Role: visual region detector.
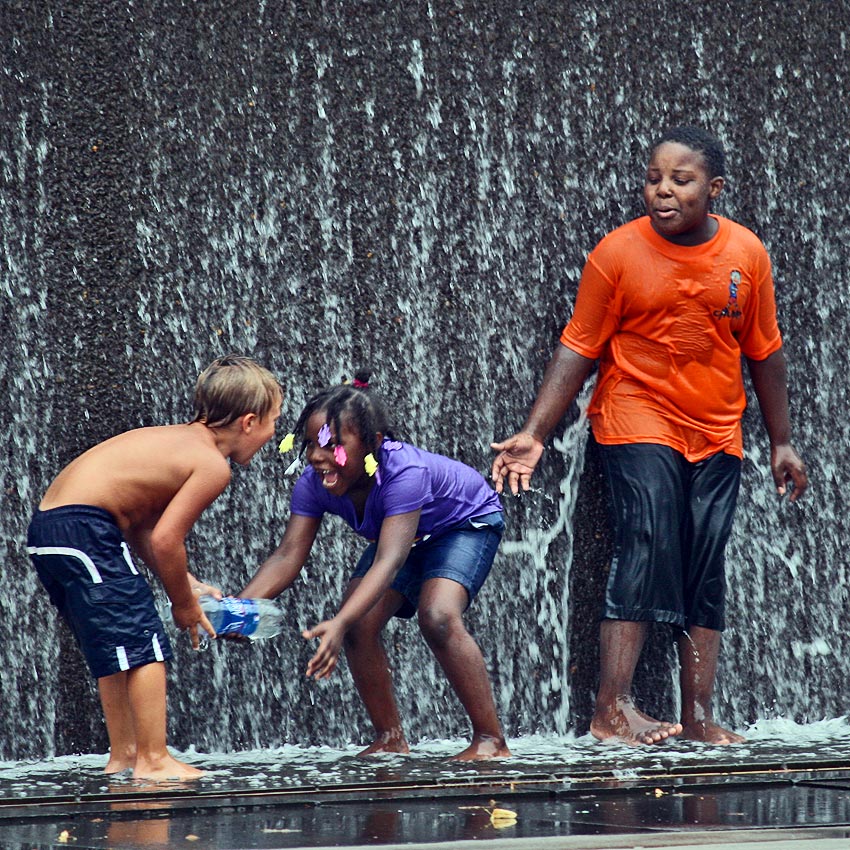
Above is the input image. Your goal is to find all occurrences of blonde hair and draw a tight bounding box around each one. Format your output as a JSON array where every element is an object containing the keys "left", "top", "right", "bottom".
[{"left": 192, "top": 354, "right": 281, "bottom": 428}]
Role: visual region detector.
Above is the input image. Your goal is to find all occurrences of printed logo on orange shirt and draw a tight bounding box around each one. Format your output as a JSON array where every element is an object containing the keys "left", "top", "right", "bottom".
[{"left": 713, "top": 269, "right": 743, "bottom": 319}]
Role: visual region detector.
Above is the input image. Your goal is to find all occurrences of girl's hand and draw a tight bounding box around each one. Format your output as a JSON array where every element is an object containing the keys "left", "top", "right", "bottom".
[{"left": 303, "top": 618, "right": 346, "bottom": 679}]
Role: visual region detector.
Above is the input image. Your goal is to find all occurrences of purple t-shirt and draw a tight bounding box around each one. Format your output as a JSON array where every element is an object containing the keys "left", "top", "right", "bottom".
[{"left": 290, "top": 441, "right": 502, "bottom": 543}]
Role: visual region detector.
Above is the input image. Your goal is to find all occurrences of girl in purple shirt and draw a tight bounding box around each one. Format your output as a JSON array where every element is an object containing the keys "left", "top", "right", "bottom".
[{"left": 241, "top": 374, "right": 510, "bottom": 761}]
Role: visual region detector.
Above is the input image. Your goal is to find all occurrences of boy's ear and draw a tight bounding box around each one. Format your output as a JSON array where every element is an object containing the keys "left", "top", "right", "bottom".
[
  {"left": 241, "top": 412, "right": 258, "bottom": 433},
  {"left": 709, "top": 176, "right": 725, "bottom": 199}
]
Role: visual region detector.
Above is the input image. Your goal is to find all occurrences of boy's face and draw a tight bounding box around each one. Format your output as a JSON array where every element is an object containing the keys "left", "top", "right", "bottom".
[
  {"left": 644, "top": 142, "right": 724, "bottom": 246},
  {"left": 233, "top": 398, "right": 281, "bottom": 465}
]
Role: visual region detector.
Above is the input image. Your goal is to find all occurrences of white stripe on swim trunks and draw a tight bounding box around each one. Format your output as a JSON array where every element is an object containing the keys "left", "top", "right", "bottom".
[
  {"left": 116, "top": 646, "right": 129, "bottom": 671},
  {"left": 152, "top": 634, "right": 164, "bottom": 662},
  {"left": 26, "top": 546, "right": 103, "bottom": 584},
  {"left": 121, "top": 542, "right": 139, "bottom": 575}
]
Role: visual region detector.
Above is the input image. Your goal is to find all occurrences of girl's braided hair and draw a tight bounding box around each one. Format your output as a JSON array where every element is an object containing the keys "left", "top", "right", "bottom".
[{"left": 293, "top": 370, "right": 394, "bottom": 452}]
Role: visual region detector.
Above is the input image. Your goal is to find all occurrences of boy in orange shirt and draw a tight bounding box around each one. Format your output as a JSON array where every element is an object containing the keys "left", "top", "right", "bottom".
[
  {"left": 492, "top": 126, "right": 807, "bottom": 746},
  {"left": 27, "top": 355, "right": 281, "bottom": 779}
]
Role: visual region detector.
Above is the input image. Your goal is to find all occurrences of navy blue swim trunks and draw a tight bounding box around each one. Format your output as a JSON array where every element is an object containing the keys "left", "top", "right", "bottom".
[
  {"left": 599, "top": 444, "right": 741, "bottom": 632},
  {"left": 352, "top": 511, "right": 504, "bottom": 619},
  {"left": 27, "top": 505, "right": 173, "bottom": 679}
]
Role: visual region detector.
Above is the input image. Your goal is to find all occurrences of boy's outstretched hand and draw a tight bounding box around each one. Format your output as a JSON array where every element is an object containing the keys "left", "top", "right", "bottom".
[
  {"left": 490, "top": 433, "right": 545, "bottom": 495},
  {"left": 303, "top": 617, "right": 346, "bottom": 679}
]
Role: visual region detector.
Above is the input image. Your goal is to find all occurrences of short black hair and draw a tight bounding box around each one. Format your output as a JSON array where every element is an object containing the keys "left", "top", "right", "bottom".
[
  {"left": 650, "top": 126, "right": 725, "bottom": 178},
  {"left": 293, "top": 370, "right": 392, "bottom": 455}
]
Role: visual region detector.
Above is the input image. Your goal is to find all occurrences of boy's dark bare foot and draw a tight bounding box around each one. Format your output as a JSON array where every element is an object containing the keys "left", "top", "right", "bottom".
[
  {"left": 680, "top": 719, "right": 745, "bottom": 745},
  {"left": 450, "top": 734, "right": 512, "bottom": 761},
  {"left": 591, "top": 695, "right": 682, "bottom": 745},
  {"left": 357, "top": 730, "right": 410, "bottom": 757}
]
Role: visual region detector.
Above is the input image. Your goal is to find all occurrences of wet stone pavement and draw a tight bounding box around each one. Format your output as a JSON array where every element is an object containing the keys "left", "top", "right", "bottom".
[{"left": 2, "top": 720, "right": 850, "bottom": 849}]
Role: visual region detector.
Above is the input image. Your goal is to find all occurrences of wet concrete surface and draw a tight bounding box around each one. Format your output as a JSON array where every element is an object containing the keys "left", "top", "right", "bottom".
[{"left": 2, "top": 728, "right": 850, "bottom": 849}]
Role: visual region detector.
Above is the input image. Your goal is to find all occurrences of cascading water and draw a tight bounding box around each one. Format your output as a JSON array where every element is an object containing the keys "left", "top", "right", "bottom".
[{"left": 1, "top": 1, "right": 848, "bottom": 760}]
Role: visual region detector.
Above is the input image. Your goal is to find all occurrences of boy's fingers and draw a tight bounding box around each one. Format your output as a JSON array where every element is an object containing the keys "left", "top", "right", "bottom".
[{"left": 200, "top": 612, "right": 217, "bottom": 639}]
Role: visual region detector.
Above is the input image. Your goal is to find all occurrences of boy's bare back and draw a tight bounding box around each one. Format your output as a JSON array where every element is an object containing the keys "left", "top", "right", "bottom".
[{"left": 40, "top": 423, "right": 231, "bottom": 537}]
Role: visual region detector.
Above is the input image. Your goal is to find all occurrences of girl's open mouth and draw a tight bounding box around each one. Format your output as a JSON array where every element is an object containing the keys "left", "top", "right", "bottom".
[{"left": 321, "top": 469, "right": 340, "bottom": 488}]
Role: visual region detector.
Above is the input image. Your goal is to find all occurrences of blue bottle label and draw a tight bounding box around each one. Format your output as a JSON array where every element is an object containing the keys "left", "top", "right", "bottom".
[{"left": 216, "top": 597, "right": 260, "bottom": 637}]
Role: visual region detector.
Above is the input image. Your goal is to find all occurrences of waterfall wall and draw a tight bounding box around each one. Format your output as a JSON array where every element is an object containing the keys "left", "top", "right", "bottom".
[{"left": 1, "top": 0, "right": 848, "bottom": 758}]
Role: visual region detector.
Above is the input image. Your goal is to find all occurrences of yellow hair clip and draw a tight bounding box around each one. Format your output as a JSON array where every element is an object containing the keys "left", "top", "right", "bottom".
[
  {"left": 278, "top": 433, "right": 295, "bottom": 453},
  {"left": 364, "top": 453, "right": 378, "bottom": 477}
]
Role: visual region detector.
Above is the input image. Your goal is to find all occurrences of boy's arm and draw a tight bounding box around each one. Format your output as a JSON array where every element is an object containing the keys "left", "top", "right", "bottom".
[
  {"left": 128, "top": 532, "right": 222, "bottom": 599},
  {"left": 240, "top": 513, "right": 322, "bottom": 598},
  {"left": 745, "top": 348, "right": 808, "bottom": 501},
  {"left": 491, "top": 343, "right": 595, "bottom": 494},
  {"left": 147, "top": 461, "right": 232, "bottom": 647},
  {"left": 303, "top": 510, "right": 420, "bottom": 679}
]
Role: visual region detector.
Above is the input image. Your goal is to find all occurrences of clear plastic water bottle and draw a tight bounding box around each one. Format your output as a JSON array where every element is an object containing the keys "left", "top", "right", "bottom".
[{"left": 199, "top": 595, "right": 285, "bottom": 640}]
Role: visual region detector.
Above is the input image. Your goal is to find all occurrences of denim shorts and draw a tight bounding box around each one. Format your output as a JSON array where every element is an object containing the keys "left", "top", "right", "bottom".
[
  {"left": 599, "top": 443, "right": 741, "bottom": 632},
  {"left": 27, "top": 505, "right": 173, "bottom": 678},
  {"left": 352, "top": 512, "right": 504, "bottom": 619}
]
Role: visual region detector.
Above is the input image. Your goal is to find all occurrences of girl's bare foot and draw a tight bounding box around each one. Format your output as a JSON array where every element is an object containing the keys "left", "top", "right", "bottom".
[
  {"left": 591, "top": 695, "right": 682, "bottom": 745},
  {"left": 680, "top": 719, "right": 745, "bottom": 745},
  {"left": 132, "top": 752, "right": 204, "bottom": 781},
  {"left": 450, "top": 734, "right": 512, "bottom": 761},
  {"left": 357, "top": 730, "right": 410, "bottom": 757}
]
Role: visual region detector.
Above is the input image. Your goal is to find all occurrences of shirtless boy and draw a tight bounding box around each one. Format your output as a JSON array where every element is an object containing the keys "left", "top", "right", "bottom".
[{"left": 27, "top": 354, "right": 281, "bottom": 779}]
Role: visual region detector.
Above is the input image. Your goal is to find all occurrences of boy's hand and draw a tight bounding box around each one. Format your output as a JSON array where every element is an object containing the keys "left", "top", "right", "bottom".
[
  {"left": 188, "top": 572, "right": 223, "bottom": 600},
  {"left": 490, "top": 433, "right": 544, "bottom": 495},
  {"left": 771, "top": 443, "right": 808, "bottom": 502},
  {"left": 171, "top": 599, "right": 217, "bottom": 649},
  {"left": 302, "top": 618, "right": 346, "bottom": 679}
]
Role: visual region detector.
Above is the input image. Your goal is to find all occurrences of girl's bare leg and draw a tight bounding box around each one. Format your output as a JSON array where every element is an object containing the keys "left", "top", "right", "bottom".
[
  {"left": 342, "top": 580, "right": 410, "bottom": 756},
  {"left": 417, "top": 578, "right": 510, "bottom": 760}
]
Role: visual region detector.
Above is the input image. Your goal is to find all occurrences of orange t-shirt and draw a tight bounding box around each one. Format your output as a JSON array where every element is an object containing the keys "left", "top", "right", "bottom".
[{"left": 560, "top": 215, "right": 782, "bottom": 461}]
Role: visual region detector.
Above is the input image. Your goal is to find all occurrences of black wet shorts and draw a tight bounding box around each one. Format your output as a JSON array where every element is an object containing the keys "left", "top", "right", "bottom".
[
  {"left": 27, "top": 505, "right": 173, "bottom": 679},
  {"left": 599, "top": 443, "right": 741, "bottom": 632}
]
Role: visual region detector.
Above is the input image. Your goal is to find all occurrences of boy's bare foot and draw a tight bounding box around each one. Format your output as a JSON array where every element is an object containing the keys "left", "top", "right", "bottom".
[
  {"left": 104, "top": 749, "right": 135, "bottom": 774},
  {"left": 132, "top": 752, "right": 204, "bottom": 781},
  {"left": 591, "top": 695, "right": 682, "bottom": 745},
  {"left": 450, "top": 734, "right": 512, "bottom": 761},
  {"left": 357, "top": 730, "right": 410, "bottom": 757},
  {"left": 680, "top": 719, "right": 745, "bottom": 745}
]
